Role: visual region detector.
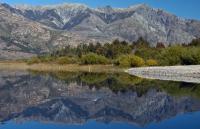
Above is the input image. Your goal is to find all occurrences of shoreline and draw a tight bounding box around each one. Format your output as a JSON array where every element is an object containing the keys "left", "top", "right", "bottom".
[
  {"left": 0, "top": 62, "right": 124, "bottom": 73},
  {"left": 1, "top": 62, "right": 200, "bottom": 83},
  {"left": 128, "top": 65, "right": 200, "bottom": 83}
]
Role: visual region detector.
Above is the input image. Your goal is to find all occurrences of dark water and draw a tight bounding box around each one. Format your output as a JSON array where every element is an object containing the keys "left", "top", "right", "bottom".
[{"left": 0, "top": 70, "right": 200, "bottom": 129}]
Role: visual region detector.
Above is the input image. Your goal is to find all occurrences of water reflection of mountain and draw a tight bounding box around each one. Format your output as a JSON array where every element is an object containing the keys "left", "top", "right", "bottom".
[{"left": 0, "top": 70, "right": 200, "bottom": 126}]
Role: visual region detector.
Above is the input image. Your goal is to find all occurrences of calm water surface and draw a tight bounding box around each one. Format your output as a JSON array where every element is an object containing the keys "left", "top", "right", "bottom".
[{"left": 0, "top": 70, "right": 200, "bottom": 129}]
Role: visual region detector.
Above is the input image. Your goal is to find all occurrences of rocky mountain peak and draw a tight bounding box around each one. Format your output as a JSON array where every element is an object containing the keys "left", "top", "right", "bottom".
[
  {"left": 0, "top": 3, "right": 10, "bottom": 8},
  {"left": 128, "top": 3, "right": 150, "bottom": 10},
  {"left": 97, "top": 5, "right": 114, "bottom": 13},
  {"left": 0, "top": 3, "right": 19, "bottom": 12},
  {"left": 15, "top": 3, "right": 88, "bottom": 11}
]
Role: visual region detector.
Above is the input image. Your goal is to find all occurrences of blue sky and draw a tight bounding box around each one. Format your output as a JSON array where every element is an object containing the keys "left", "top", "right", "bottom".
[{"left": 1, "top": 0, "right": 200, "bottom": 20}]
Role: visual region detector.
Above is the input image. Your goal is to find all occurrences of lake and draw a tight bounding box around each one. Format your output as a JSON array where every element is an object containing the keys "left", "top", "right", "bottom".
[{"left": 0, "top": 70, "right": 200, "bottom": 129}]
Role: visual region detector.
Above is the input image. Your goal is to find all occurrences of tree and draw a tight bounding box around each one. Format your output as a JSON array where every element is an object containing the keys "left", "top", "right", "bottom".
[
  {"left": 88, "top": 43, "right": 95, "bottom": 52},
  {"left": 135, "top": 37, "right": 150, "bottom": 48},
  {"left": 156, "top": 42, "right": 165, "bottom": 48},
  {"left": 112, "top": 39, "right": 120, "bottom": 45},
  {"left": 188, "top": 38, "right": 200, "bottom": 46}
]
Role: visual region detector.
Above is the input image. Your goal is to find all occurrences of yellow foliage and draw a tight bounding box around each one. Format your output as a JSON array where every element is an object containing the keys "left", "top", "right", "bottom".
[{"left": 146, "top": 59, "right": 158, "bottom": 66}]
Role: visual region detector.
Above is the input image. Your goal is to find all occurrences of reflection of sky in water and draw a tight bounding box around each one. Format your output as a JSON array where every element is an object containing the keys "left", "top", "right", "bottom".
[
  {"left": 0, "top": 71, "right": 200, "bottom": 129},
  {"left": 2, "top": 112, "right": 200, "bottom": 129}
]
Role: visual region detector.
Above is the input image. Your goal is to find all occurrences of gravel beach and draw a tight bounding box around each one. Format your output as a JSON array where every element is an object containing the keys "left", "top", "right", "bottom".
[{"left": 128, "top": 65, "right": 200, "bottom": 83}]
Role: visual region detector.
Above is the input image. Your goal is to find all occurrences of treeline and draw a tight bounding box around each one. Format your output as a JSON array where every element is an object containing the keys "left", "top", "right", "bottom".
[{"left": 26, "top": 38, "right": 200, "bottom": 67}]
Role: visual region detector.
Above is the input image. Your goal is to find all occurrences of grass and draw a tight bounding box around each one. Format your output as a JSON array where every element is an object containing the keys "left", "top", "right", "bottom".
[{"left": 0, "top": 61, "right": 125, "bottom": 73}]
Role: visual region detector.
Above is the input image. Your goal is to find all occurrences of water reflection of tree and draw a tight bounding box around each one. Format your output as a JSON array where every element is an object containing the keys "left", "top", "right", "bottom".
[
  {"left": 136, "top": 79, "right": 200, "bottom": 99},
  {"left": 29, "top": 70, "right": 200, "bottom": 99}
]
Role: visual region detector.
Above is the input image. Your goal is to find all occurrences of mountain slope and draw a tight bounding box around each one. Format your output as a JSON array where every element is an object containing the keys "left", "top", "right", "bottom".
[
  {"left": 0, "top": 3, "right": 200, "bottom": 59},
  {"left": 0, "top": 4, "right": 94, "bottom": 59},
  {"left": 15, "top": 3, "right": 200, "bottom": 45}
]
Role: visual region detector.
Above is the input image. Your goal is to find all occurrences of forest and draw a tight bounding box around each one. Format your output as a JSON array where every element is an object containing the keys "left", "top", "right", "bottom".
[{"left": 26, "top": 37, "right": 200, "bottom": 67}]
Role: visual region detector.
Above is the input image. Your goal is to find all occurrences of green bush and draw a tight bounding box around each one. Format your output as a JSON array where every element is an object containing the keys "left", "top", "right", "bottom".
[
  {"left": 180, "top": 47, "right": 200, "bottom": 65},
  {"left": 129, "top": 55, "right": 145, "bottom": 67},
  {"left": 135, "top": 48, "right": 162, "bottom": 60},
  {"left": 56, "top": 56, "right": 77, "bottom": 64},
  {"left": 81, "top": 53, "right": 109, "bottom": 64},
  {"left": 116, "top": 55, "right": 145, "bottom": 67},
  {"left": 38, "top": 56, "right": 55, "bottom": 63},
  {"left": 159, "top": 45, "right": 185, "bottom": 65},
  {"left": 26, "top": 57, "right": 40, "bottom": 65},
  {"left": 158, "top": 46, "right": 200, "bottom": 66},
  {"left": 146, "top": 59, "right": 158, "bottom": 66},
  {"left": 115, "top": 55, "right": 130, "bottom": 67}
]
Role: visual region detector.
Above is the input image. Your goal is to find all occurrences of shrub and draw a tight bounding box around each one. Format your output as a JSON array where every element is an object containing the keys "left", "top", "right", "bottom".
[
  {"left": 129, "top": 55, "right": 145, "bottom": 67},
  {"left": 180, "top": 47, "right": 200, "bottom": 65},
  {"left": 135, "top": 48, "right": 162, "bottom": 60},
  {"left": 26, "top": 57, "right": 40, "bottom": 65},
  {"left": 38, "top": 56, "right": 55, "bottom": 63},
  {"left": 188, "top": 38, "right": 200, "bottom": 46},
  {"left": 115, "top": 55, "right": 130, "bottom": 67},
  {"left": 156, "top": 46, "right": 200, "bottom": 66},
  {"left": 81, "top": 53, "right": 109, "bottom": 64},
  {"left": 146, "top": 59, "right": 158, "bottom": 66},
  {"left": 159, "top": 45, "right": 185, "bottom": 65},
  {"left": 56, "top": 56, "right": 77, "bottom": 64},
  {"left": 115, "top": 55, "right": 145, "bottom": 67}
]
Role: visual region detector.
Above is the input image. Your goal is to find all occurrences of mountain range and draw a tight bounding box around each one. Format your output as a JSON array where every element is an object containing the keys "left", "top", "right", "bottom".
[{"left": 0, "top": 3, "right": 200, "bottom": 59}]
